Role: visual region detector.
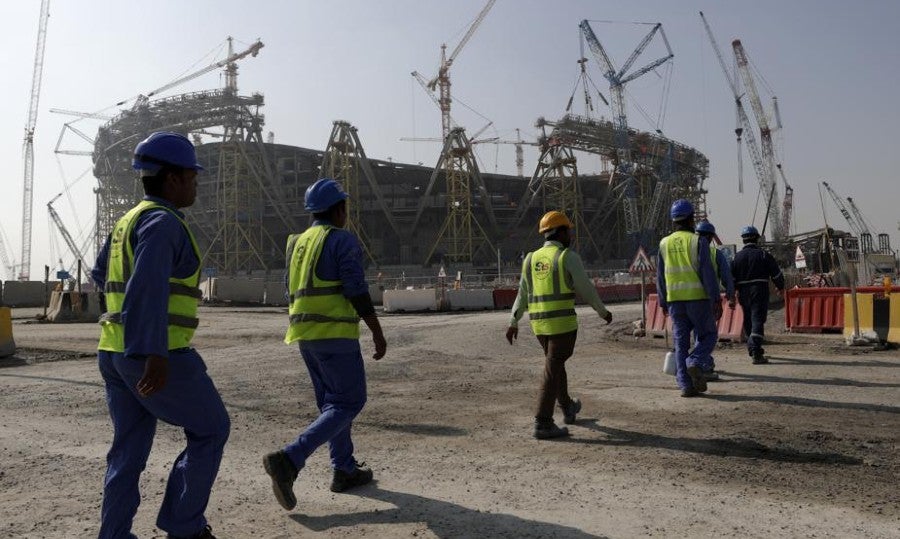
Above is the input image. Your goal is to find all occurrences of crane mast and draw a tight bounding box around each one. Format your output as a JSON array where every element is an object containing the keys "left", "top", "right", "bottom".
[
  {"left": 732, "top": 39, "right": 782, "bottom": 241},
  {"left": 19, "top": 0, "right": 50, "bottom": 281},
  {"left": 776, "top": 164, "right": 793, "bottom": 236}
]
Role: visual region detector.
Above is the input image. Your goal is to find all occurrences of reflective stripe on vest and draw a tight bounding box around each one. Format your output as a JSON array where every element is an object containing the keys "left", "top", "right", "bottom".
[
  {"left": 284, "top": 225, "right": 360, "bottom": 343},
  {"left": 524, "top": 244, "right": 577, "bottom": 336},
  {"left": 98, "top": 200, "right": 202, "bottom": 352},
  {"left": 660, "top": 230, "right": 708, "bottom": 302}
]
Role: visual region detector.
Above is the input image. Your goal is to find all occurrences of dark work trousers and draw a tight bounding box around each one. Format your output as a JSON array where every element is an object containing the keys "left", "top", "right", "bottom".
[
  {"left": 534, "top": 330, "right": 577, "bottom": 421},
  {"left": 738, "top": 283, "right": 770, "bottom": 356}
]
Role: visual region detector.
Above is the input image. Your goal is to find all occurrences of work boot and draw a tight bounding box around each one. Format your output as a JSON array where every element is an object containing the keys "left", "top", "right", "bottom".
[
  {"left": 533, "top": 419, "right": 570, "bottom": 440},
  {"left": 331, "top": 459, "right": 373, "bottom": 493},
  {"left": 703, "top": 370, "right": 720, "bottom": 382},
  {"left": 680, "top": 387, "right": 700, "bottom": 398},
  {"left": 686, "top": 365, "right": 708, "bottom": 393},
  {"left": 561, "top": 398, "right": 582, "bottom": 425},
  {"left": 263, "top": 450, "right": 299, "bottom": 510},
  {"left": 167, "top": 525, "right": 216, "bottom": 539},
  {"left": 752, "top": 350, "right": 768, "bottom": 364}
]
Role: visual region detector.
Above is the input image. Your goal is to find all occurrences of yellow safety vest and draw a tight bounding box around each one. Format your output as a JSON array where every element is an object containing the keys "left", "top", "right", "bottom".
[
  {"left": 659, "top": 230, "right": 708, "bottom": 302},
  {"left": 98, "top": 200, "right": 202, "bottom": 352},
  {"left": 284, "top": 225, "right": 360, "bottom": 344},
  {"left": 524, "top": 244, "right": 577, "bottom": 336}
]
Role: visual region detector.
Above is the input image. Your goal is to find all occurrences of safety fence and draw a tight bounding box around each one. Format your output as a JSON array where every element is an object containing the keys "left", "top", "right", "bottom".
[
  {"left": 786, "top": 286, "right": 900, "bottom": 333},
  {"left": 644, "top": 293, "right": 744, "bottom": 342}
]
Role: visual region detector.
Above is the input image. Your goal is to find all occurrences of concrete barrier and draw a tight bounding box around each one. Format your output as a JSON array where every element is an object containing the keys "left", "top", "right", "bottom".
[
  {"left": 369, "top": 284, "right": 384, "bottom": 306},
  {"left": 46, "top": 291, "right": 102, "bottom": 323},
  {"left": 493, "top": 288, "right": 518, "bottom": 310},
  {"left": 2, "top": 281, "right": 46, "bottom": 307},
  {"left": 0, "top": 306, "right": 15, "bottom": 357},
  {"left": 843, "top": 293, "right": 900, "bottom": 344},
  {"left": 202, "top": 278, "right": 267, "bottom": 304},
  {"left": 383, "top": 289, "right": 437, "bottom": 312},
  {"left": 447, "top": 289, "right": 494, "bottom": 311}
]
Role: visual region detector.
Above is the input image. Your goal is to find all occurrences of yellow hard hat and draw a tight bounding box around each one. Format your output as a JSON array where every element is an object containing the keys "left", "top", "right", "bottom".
[{"left": 538, "top": 211, "right": 574, "bottom": 234}]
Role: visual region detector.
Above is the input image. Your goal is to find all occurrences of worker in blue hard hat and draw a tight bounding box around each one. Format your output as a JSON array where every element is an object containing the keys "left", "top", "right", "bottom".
[
  {"left": 655, "top": 199, "right": 721, "bottom": 397},
  {"left": 92, "top": 131, "right": 229, "bottom": 539},
  {"left": 730, "top": 225, "right": 785, "bottom": 364},
  {"left": 263, "top": 177, "right": 387, "bottom": 511},
  {"left": 694, "top": 220, "right": 736, "bottom": 380}
]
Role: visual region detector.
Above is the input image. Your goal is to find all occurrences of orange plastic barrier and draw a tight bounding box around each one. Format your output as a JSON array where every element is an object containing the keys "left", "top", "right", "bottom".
[
  {"left": 645, "top": 293, "right": 743, "bottom": 342},
  {"left": 784, "top": 286, "right": 900, "bottom": 333},
  {"left": 492, "top": 288, "right": 518, "bottom": 310}
]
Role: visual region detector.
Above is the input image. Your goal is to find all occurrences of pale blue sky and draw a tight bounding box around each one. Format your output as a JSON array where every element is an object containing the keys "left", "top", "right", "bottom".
[{"left": 1, "top": 0, "right": 898, "bottom": 278}]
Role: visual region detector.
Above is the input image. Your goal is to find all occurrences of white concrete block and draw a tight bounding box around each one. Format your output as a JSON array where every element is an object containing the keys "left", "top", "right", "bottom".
[
  {"left": 383, "top": 289, "right": 437, "bottom": 312},
  {"left": 2, "top": 281, "right": 46, "bottom": 307},
  {"left": 447, "top": 289, "right": 494, "bottom": 311}
]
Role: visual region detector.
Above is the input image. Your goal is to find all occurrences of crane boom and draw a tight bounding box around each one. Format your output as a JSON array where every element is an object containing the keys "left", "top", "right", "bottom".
[
  {"left": 0, "top": 225, "right": 14, "bottom": 280},
  {"left": 146, "top": 39, "right": 263, "bottom": 98},
  {"left": 446, "top": 0, "right": 496, "bottom": 66},
  {"left": 846, "top": 197, "right": 872, "bottom": 236},
  {"left": 822, "top": 181, "right": 862, "bottom": 236},
  {"left": 776, "top": 164, "right": 793, "bottom": 236},
  {"left": 733, "top": 39, "right": 782, "bottom": 241},
  {"left": 47, "top": 195, "right": 90, "bottom": 274},
  {"left": 19, "top": 0, "right": 50, "bottom": 281}
]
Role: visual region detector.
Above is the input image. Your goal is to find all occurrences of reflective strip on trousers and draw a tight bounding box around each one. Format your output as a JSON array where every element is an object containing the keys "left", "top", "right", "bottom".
[
  {"left": 289, "top": 313, "right": 360, "bottom": 325},
  {"left": 99, "top": 311, "right": 199, "bottom": 329}
]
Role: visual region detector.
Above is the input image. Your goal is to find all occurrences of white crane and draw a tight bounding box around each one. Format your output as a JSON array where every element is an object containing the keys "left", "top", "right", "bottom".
[
  {"left": 47, "top": 193, "right": 90, "bottom": 275},
  {"left": 18, "top": 0, "right": 50, "bottom": 281}
]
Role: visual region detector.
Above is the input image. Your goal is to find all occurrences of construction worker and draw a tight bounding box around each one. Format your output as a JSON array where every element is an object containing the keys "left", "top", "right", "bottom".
[
  {"left": 695, "top": 220, "right": 736, "bottom": 380},
  {"left": 92, "top": 132, "right": 229, "bottom": 539},
  {"left": 506, "top": 211, "right": 613, "bottom": 439},
  {"left": 655, "top": 200, "right": 721, "bottom": 397},
  {"left": 731, "top": 226, "right": 785, "bottom": 364},
  {"left": 263, "top": 178, "right": 387, "bottom": 510}
]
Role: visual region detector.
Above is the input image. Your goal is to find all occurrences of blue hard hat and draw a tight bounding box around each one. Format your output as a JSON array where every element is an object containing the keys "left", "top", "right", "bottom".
[
  {"left": 132, "top": 131, "right": 203, "bottom": 174},
  {"left": 740, "top": 225, "right": 760, "bottom": 238},
  {"left": 670, "top": 199, "right": 694, "bottom": 221},
  {"left": 305, "top": 178, "right": 349, "bottom": 213},
  {"left": 696, "top": 221, "right": 716, "bottom": 235}
]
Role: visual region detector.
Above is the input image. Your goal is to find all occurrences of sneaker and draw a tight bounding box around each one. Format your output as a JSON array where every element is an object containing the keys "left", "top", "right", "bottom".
[
  {"left": 263, "top": 451, "right": 299, "bottom": 510},
  {"left": 680, "top": 387, "right": 700, "bottom": 398},
  {"left": 168, "top": 525, "right": 216, "bottom": 539},
  {"left": 686, "top": 365, "right": 708, "bottom": 393},
  {"left": 752, "top": 350, "right": 768, "bottom": 364},
  {"left": 533, "top": 420, "right": 570, "bottom": 440},
  {"left": 331, "top": 459, "right": 373, "bottom": 493},
  {"left": 561, "top": 398, "right": 582, "bottom": 425}
]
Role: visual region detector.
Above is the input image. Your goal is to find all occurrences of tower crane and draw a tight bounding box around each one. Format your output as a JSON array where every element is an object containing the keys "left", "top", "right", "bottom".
[
  {"left": 47, "top": 193, "right": 90, "bottom": 275},
  {"left": 420, "top": 0, "right": 495, "bottom": 140},
  {"left": 18, "top": 0, "right": 50, "bottom": 281},
  {"left": 579, "top": 19, "right": 673, "bottom": 245},
  {"left": 0, "top": 226, "right": 14, "bottom": 280},
  {"left": 845, "top": 197, "right": 873, "bottom": 237}
]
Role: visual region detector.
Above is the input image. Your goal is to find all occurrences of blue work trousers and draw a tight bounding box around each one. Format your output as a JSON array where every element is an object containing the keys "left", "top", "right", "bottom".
[
  {"left": 284, "top": 344, "right": 367, "bottom": 474},
  {"left": 738, "top": 283, "right": 770, "bottom": 356},
  {"left": 97, "top": 349, "right": 230, "bottom": 539},
  {"left": 670, "top": 300, "right": 718, "bottom": 390}
]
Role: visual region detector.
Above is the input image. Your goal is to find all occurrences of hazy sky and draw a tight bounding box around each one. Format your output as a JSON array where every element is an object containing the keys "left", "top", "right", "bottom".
[{"left": 1, "top": 0, "right": 899, "bottom": 279}]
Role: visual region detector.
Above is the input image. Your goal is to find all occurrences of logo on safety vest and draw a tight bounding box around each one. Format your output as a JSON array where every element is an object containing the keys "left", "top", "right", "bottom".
[{"left": 533, "top": 255, "right": 552, "bottom": 280}]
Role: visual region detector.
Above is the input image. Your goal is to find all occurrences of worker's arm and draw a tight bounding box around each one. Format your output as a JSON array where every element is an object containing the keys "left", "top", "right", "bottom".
[
  {"left": 697, "top": 236, "right": 721, "bottom": 303},
  {"left": 766, "top": 252, "right": 785, "bottom": 291},
  {"left": 91, "top": 234, "right": 111, "bottom": 289},
  {"left": 655, "top": 250, "right": 668, "bottom": 313},
  {"left": 333, "top": 230, "right": 386, "bottom": 359},
  {"left": 717, "top": 250, "right": 736, "bottom": 304},
  {"left": 506, "top": 259, "right": 530, "bottom": 344},
  {"left": 564, "top": 250, "right": 611, "bottom": 323}
]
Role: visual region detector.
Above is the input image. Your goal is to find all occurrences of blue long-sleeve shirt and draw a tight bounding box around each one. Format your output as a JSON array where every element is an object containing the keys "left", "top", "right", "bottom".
[
  {"left": 715, "top": 249, "right": 735, "bottom": 301},
  {"left": 655, "top": 234, "right": 721, "bottom": 311},
  {"left": 92, "top": 196, "right": 199, "bottom": 359}
]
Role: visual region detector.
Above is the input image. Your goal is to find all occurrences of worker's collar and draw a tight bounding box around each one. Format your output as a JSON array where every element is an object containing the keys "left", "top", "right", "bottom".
[
  {"left": 543, "top": 240, "right": 565, "bottom": 248},
  {"left": 742, "top": 243, "right": 760, "bottom": 249},
  {"left": 143, "top": 195, "right": 184, "bottom": 218},
  {"left": 312, "top": 218, "right": 335, "bottom": 227}
]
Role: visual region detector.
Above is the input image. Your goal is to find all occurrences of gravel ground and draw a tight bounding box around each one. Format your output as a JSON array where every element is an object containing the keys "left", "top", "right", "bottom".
[{"left": 0, "top": 303, "right": 897, "bottom": 538}]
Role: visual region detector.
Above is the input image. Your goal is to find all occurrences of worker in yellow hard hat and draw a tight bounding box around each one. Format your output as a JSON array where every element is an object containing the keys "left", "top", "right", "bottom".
[{"left": 505, "top": 210, "right": 613, "bottom": 440}]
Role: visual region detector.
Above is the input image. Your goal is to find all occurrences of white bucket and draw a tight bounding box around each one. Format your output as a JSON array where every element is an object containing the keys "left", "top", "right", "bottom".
[{"left": 662, "top": 351, "right": 677, "bottom": 376}]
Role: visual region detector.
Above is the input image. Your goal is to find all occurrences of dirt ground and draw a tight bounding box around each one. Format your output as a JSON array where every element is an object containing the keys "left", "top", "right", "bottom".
[{"left": 1, "top": 302, "right": 898, "bottom": 538}]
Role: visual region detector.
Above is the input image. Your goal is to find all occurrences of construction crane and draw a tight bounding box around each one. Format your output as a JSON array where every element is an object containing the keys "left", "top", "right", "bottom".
[
  {"left": 0, "top": 226, "right": 14, "bottom": 280},
  {"left": 47, "top": 193, "right": 90, "bottom": 275},
  {"left": 822, "top": 181, "right": 862, "bottom": 236},
  {"left": 732, "top": 39, "right": 783, "bottom": 241},
  {"left": 18, "top": 0, "right": 50, "bottom": 281},
  {"left": 579, "top": 19, "right": 673, "bottom": 246},
  {"left": 421, "top": 0, "right": 495, "bottom": 140},
  {"left": 776, "top": 164, "right": 793, "bottom": 236}
]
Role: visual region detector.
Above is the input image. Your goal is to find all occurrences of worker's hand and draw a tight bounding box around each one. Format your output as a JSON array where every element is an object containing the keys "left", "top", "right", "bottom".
[
  {"left": 372, "top": 331, "right": 387, "bottom": 360},
  {"left": 136, "top": 354, "right": 168, "bottom": 397},
  {"left": 713, "top": 301, "right": 723, "bottom": 321},
  {"left": 776, "top": 288, "right": 784, "bottom": 298},
  {"left": 727, "top": 298, "right": 736, "bottom": 310},
  {"left": 603, "top": 311, "right": 613, "bottom": 325},
  {"left": 506, "top": 326, "right": 518, "bottom": 344}
]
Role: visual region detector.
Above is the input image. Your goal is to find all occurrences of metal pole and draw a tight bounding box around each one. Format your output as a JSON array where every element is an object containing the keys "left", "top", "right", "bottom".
[
  {"left": 76, "top": 259, "right": 82, "bottom": 294},
  {"left": 640, "top": 271, "right": 646, "bottom": 334},
  {"left": 42, "top": 265, "right": 49, "bottom": 318}
]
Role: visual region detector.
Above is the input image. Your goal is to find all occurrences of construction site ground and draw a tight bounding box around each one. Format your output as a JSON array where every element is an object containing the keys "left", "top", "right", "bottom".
[{"left": 1, "top": 303, "right": 898, "bottom": 538}]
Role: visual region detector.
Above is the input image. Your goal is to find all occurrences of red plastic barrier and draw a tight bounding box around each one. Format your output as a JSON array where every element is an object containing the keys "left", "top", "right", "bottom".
[
  {"left": 645, "top": 293, "right": 743, "bottom": 342},
  {"left": 492, "top": 288, "right": 518, "bottom": 310},
  {"left": 784, "top": 286, "right": 900, "bottom": 333}
]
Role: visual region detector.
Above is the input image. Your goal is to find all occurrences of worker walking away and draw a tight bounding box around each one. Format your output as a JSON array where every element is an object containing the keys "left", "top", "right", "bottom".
[
  {"left": 656, "top": 200, "right": 721, "bottom": 397},
  {"left": 92, "top": 132, "right": 230, "bottom": 539},
  {"left": 263, "top": 178, "right": 387, "bottom": 510},
  {"left": 731, "top": 226, "right": 785, "bottom": 364},
  {"left": 695, "top": 220, "right": 735, "bottom": 380},
  {"left": 506, "top": 211, "right": 612, "bottom": 439}
]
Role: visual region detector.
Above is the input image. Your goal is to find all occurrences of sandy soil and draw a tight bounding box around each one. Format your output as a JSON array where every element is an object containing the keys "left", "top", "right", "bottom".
[{"left": 1, "top": 303, "right": 898, "bottom": 538}]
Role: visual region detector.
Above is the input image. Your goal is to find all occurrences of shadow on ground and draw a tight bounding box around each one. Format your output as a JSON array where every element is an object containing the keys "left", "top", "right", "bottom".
[{"left": 290, "top": 485, "right": 604, "bottom": 538}]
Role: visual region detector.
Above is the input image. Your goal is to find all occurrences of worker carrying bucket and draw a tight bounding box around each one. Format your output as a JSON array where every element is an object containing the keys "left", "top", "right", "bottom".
[{"left": 505, "top": 210, "right": 612, "bottom": 439}]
